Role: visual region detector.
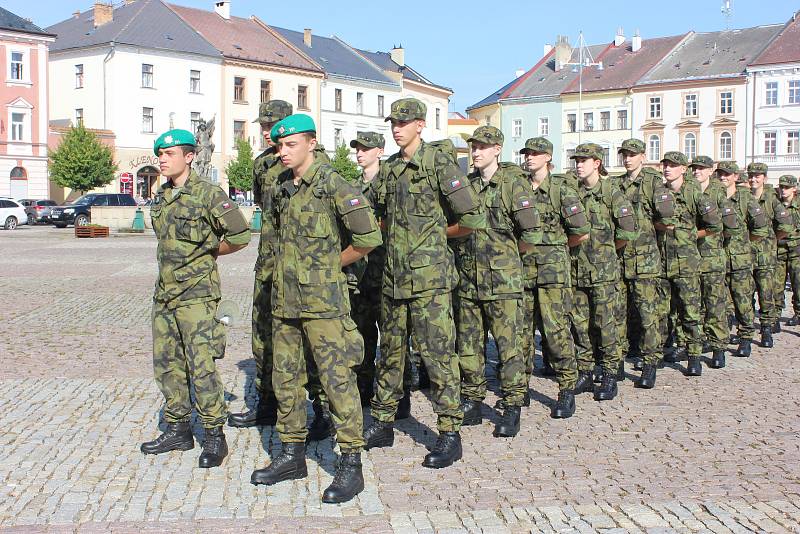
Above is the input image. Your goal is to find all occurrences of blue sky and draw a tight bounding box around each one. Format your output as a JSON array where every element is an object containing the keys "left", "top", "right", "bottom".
[{"left": 6, "top": 1, "right": 799, "bottom": 113}]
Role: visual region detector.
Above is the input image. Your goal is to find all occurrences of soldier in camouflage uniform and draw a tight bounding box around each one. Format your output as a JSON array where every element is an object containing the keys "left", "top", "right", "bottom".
[
  {"left": 653, "top": 151, "right": 722, "bottom": 376},
  {"left": 141, "top": 129, "right": 251, "bottom": 469},
  {"left": 569, "top": 144, "right": 638, "bottom": 401},
  {"left": 364, "top": 98, "right": 485, "bottom": 469},
  {"left": 449, "top": 126, "right": 540, "bottom": 438},
  {"left": 776, "top": 174, "right": 800, "bottom": 326},
  {"left": 250, "top": 115, "right": 382, "bottom": 504},
  {"left": 748, "top": 162, "right": 793, "bottom": 347},
  {"left": 521, "top": 138, "right": 590, "bottom": 418}
]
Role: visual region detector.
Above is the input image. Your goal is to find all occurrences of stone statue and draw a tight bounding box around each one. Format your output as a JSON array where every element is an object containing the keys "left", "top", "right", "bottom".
[{"left": 194, "top": 117, "right": 215, "bottom": 180}]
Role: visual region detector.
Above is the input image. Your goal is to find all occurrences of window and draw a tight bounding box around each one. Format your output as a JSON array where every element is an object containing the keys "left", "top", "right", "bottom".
[
  {"left": 719, "top": 91, "right": 733, "bottom": 115},
  {"left": 617, "top": 110, "right": 628, "bottom": 130},
  {"left": 649, "top": 96, "right": 661, "bottom": 119},
  {"left": 602, "top": 147, "right": 610, "bottom": 167},
  {"left": 141, "top": 64, "right": 153, "bottom": 88},
  {"left": 566, "top": 149, "right": 576, "bottom": 169},
  {"left": 512, "top": 119, "right": 523, "bottom": 138},
  {"left": 764, "top": 131, "right": 777, "bottom": 155},
  {"left": 485, "top": 116, "right": 491, "bottom": 126},
  {"left": 190, "top": 112, "right": 201, "bottom": 135},
  {"left": 600, "top": 111, "right": 610, "bottom": 131},
  {"left": 11, "top": 112, "right": 24, "bottom": 141},
  {"left": 436, "top": 108, "right": 441, "bottom": 130},
  {"left": 789, "top": 80, "right": 800, "bottom": 105},
  {"left": 190, "top": 70, "right": 200, "bottom": 93},
  {"left": 684, "top": 94, "right": 698, "bottom": 117},
  {"left": 378, "top": 95, "right": 384, "bottom": 117},
  {"left": 616, "top": 151, "right": 625, "bottom": 167},
  {"left": 788, "top": 131, "right": 800, "bottom": 154},
  {"left": 684, "top": 133, "right": 696, "bottom": 159},
  {"left": 10, "top": 51, "right": 23, "bottom": 80},
  {"left": 75, "top": 64, "right": 84, "bottom": 89},
  {"left": 567, "top": 114, "right": 576, "bottom": 133},
  {"left": 298, "top": 85, "right": 308, "bottom": 110},
  {"left": 648, "top": 135, "right": 660, "bottom": 161},
  {"left": 583, "top": 112, "right": 593, "bottom": 132},
  {"left": 75, "top": 108, "right": 84, "bottom": 127},
  {"left": 513, "top": 151, "right": 523, "bottom": 166},
  {"left": 260, "top": 80, "right": 271, "bottom": 103},
  {"left": 356, "top": 92, "right": 364, "bottom": 115},
  {"left": 539, "top": 117, "right": 549, "bottom": 136},
  {"left": 142, "top": 108, "right": 153, "bottom": 133},
  {"left": 765, "top": 82, "right": 778, "bottom": 106},
  {"left": 334, "top": 128, "right": 343, "bottom": 147},
  {"left": 334, "top": 89, "right": 342, "bottom": 112},
  {"left": 719, "top": 131, "right": 732, "bottom": 159},
  {"left": 233, "top": 120, "right": 246, "bottom": 143},
  {"left": 234, "top": 77, "right": 245, "bottom": 102}
]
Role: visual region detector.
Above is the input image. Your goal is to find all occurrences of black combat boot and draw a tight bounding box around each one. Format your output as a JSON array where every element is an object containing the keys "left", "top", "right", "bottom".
[
  {"left": 615, "top": 360, "right": 626, "bottom": 382},
  {"left": 761, "top": 326, "right": 774, "bottom": 348},
  {"left": 787, "top": 315, "right": 800, "bottom": 326},
  {"left": 574, "top": 370, "right": 594, "bottom": 394},
  {"left": 633, "top": 357, "right": 644, "bottom": 371},
  {"left": 396, "top": 390, "right": 411, "bottom": 420},
  {"left": 594, "top": 373, "right": 618, "bottom": 401},
  {"left": 685, "top": 356, "right": 702, "bottom": 376},
  {"left": 773, "top": 320, "right": 782, "bottom": 334},
  {"left": 710, "top": 349, "right": 726, "bottom": 369},
  {"left": 417, "top": 361, "right": 431, "bottom": 390},
  {"left": 227, "top": 396, "right": 278, "bottom": 428},
  {"left": 140, "top": 422, "right": 194, "bottom": 455},
  {"left": 422, "top": 432, "right": 462, "bottom": 469},
  {"left": 306, "top": 403, "right": 334, "bottom": 442},
  {"left": 363, "top": 420, "right": 394, "bottom": 449},
  {"left": 493, "top": 406, "right": 521, "bottom": 438},
  {"left": 592, "top": 365, "right": 603, "bottom": 384},
  {"left": 198, "top": 426, "right": 228, "bottom": 468},
  {"left": 251, "top": 443, "right": 307, "bottom": 485},
  {"left": 637, "top": 364, "right": 657, "bottom": 389},
  {"left": 522, "top": 389, "right": 531, "bottom": 407},
  {"left": 322, "top": 452, "right": 364, "bottom": 503},
  {"left": 358, "top": 383, "right": 374, "bottom": 407},
  {"left": 460, "top": 399, "right": 482, "bottom": 426},
  {"left": 736, "top": 339, "right": 752, "bottom": 357},
  {"left": 550, "top": 390, "right": 575, "bottom": 419}
]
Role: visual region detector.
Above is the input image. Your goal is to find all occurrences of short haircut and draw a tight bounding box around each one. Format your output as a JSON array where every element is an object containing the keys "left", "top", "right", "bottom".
[
  {"left": 303, "top": 132, "right": 317, "bottom": 141},
  {"left": 179, "top": 145, "right": 196, "bottom": 156}
]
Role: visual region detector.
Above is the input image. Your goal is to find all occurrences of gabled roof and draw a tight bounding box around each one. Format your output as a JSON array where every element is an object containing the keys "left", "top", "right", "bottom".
[
  {"left": 562, "top": 34, "right": 686, "bottom": 94},
  {"left": 750, "top": 12, "right": 800, "bottom": 67},
  {"left": 0, "top": 6, "right": 54, "bottom": 37},
  {"left": 638, "top": 24, "right": 783, "bottom": 85},
  {"left": 356, "top": 49, "right": 452, "bottom": 92},
  {"left": 47, "top": 0, "right": 219, "bottom": 57},
  {"left": 169, "top": 5, "right": 320, "bottom": 73},
  {"left": 272, "top": 27, "right": 395, "bottom": 85}
]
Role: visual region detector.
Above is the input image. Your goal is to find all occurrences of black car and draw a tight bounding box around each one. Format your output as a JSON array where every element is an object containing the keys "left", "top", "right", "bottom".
[
  {"left": 18, "top": 199, "right": 57, "bottom": 224},
  {"left": 50, "top": 193, "right": 137, "bottom": 228}
]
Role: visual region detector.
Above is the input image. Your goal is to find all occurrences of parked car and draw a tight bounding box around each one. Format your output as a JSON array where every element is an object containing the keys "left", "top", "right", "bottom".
[
  {"left": 0, "top": 197, "right": 28, "bottom": 229},
  {"left": 50, "top": 193, "right": 137, "bottom": 228},
  {"left": 18, "top": 199, "right": 57, "bottom": 224}
]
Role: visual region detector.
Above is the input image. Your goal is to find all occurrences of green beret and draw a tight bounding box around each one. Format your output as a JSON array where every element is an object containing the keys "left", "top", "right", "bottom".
[
  {"left": 747, "top": 162, "right": 769, "bottom": 175},
  {"left": 690, "top": 155, "right": 714, "bottom": 169},
  {"left": 350, "top": 131, "right": 385, "bottom": 149},
  {"left": 520, "top": 137, "right": 553, "bottom": 155},
  {"left": 779, "top": 174, "right": 798, "bottom": 187},
  {"left": 254, "top": 100, "right": 293, "bottom": 124},
  {"left": 270, "top": 114, "right": 316, "bottom": 143},
  {"left": 661, "top": 151, "right": 689, "bottom": 166},
  {"left": 385, "top": 97, "right": 427, "bottom": 122},
  {"left": 715, "top": 161, "right": 739, "bottom": 175},
  {"left": 571, "top": 143, "right": 604, "bottom": 160},
  {"left": 153, "top": 129, "right": 196, "bottom": 156},
  {"left": 467, "top": 125, "right": 504, "bottom": 146},
  {"left": 618, "top": 138, "right": 646, "bottom": 154}
]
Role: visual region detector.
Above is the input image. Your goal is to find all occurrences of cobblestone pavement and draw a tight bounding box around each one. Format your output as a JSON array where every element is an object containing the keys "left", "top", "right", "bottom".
[{"left": 1, "top": 226, "right": 799, "bottom": 533}]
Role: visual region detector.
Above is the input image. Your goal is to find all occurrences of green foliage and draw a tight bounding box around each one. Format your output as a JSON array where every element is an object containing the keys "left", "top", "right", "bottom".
[
  {"left": 331, "top": 143, "right": 361, "bottom": 183},
  {"left": 49, "top": 125, "right": 118, "bottom": 194},
  {"left": 226, "top": 137, "right": 255, "bottom": 192}
]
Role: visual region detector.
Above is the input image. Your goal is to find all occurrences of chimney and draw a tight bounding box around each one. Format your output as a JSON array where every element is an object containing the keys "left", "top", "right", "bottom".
[
  {"left": 615, "top": 27, "right": 625, "bottom": 46},
  {"left": 391, "top": 45, "right": 405, "bottom": 67},
  {"left": 214, "top": 1, "right": 230, "bottom": 20},
  {"left": 632, "top": 30, "right": 642, "bottom": 52},
  {"left": 73, "top": 10, "right": 81, "bottom": 19},
  {"left": 515, "top": 69, "right": 525, "bottom": 79},
  {"left": 93, "top": 2, "right": 113, "bottom": 27},
  {"left": 543, "top": 43, "right": 553, "bottom": 57},
  {"left": 554, "top": 35, "right": 572, "bottom": 71},
  {"left": 303, "top": 28, "right": 312, "bottom": 47}
]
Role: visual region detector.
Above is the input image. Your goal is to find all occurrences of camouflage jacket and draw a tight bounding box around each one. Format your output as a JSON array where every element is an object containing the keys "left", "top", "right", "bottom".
[
  {"left": 778, "top": 197, "right": 800, "bottom": 258},
  {"left": 722, "top": 187, "right": 768, "bottom": 272},
  {"left": 697, "top": 180, "right": 728, "bottom": 274},
  {"left": 655, "top": 179, "right": 722, "bottom": 278},
  {"left": 616, "top": 166, "right": 663, "bottom": 280},
  {"left": 356, "top": 169, "right": 386, "bottom": 293},
  {"left": 752, "top": 187, "right": 793, "bottom": 267},
  {"left": 375, "top": 141, "right": 485, "bottom": 299},
  {"left": 570, "top": 177, "right": 638, "bottom": 287},
  {"left": 521, "top": 172, "right": 590, "bottom": 289},
  {"left": 270, "top": 160, "right": 382, "bottom": 319},
  {"left": 151, "top": 170, "right": 250, "bottom": 307},
  {"left": 450, "top": 162, "right": 541, "bottom": 300}
]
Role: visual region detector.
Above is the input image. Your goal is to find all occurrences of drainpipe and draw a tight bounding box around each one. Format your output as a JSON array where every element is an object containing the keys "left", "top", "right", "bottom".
[
  {"left": 750, "top": 71, "right": 757, "bottom": 165},
  {"left": 103, "top": 42, "right": 115, "bottom": 129}
]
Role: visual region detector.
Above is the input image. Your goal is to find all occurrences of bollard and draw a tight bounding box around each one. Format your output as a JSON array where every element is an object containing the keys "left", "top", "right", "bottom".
[
  {"left": 132, "top": 208, "right": 145, "bottom": 231},
  {"left": 251, "top": 207, "right": 262, "bottom": 232}
]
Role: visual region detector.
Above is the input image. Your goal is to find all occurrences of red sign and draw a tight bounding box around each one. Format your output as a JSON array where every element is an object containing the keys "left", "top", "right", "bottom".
[{"left": 119, "top": 173, "right": 133, "bottom": 184}]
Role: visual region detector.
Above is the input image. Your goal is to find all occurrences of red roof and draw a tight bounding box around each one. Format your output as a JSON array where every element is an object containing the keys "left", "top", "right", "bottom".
[{"left": 750, "top": 12, "right": 800, "bottom": 66}]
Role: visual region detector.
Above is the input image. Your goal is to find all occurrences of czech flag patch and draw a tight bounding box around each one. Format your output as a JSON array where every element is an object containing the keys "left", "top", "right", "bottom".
[
  {"left": 450, "top": 179, "right": 461, "bottom": 188},
  {"left": 349, "top": 198, "right": 361, "bottom": 206},
  {"left": 520, "top": 200, "right": 530, "bottom": 208},
  {"left": 222, "top": 202, "right": 231, "bottom": 209}
]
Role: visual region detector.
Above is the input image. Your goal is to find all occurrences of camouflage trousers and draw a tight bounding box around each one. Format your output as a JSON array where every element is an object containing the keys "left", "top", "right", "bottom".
[
  {"left": 776, "top": 246, "right": 800, "bottom": 317},
  {"left": 152, "top": 299, "right": 227, "bottom": 429},
  {"left": 664, "top": 275, "right": 704, "bottom": 357},
  {"left": 727, "top": 268, "right": 756, "bottom": 340},
  {"left": 350, "top": 288, "right": 381, "bottom": 393},
  {"left": 573, "top": 283, "right": 622, "bottom": 373},
  {"left": 528, "top": 285, "right": 578, "bottom": 391},
  {"left": 753, "top": 266, "right": 779, "bottom": 325},
  {"left": 521, "top": 289, "right": 537, "bottom": 379},
  {"left": 272, "top": 315, "right": 364, "bottom": 452},
  {"left": 456, "top": 296, "right": 526, "bottom": 406},
  {"left": 372, "top": 293, "right": 462, "bottom": 432},
  {"left": 700, "top": 270, "right": 729, "bottom": 350},
  {"left": 616, "top": 276, "right": 664, "bottom": 366}
]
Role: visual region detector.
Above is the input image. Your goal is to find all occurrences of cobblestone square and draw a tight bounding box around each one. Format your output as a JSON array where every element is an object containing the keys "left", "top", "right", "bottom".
[{"left": 1, "top": 227, "right": 799, "bottom": 533}]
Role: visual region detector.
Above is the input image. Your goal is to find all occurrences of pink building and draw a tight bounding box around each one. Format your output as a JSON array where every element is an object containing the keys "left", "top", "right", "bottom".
[{"left": 0, "top": 7, "right": 54, "bottom": 199}]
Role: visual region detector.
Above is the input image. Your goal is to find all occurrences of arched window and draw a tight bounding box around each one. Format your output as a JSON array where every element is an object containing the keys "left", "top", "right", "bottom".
[
  {"left": 684, "top": 133, "right": 697, "bottom": 160},
  {"left": 10, "top": 166, "right": 27, "bottom": 179},
  {"left": 719, "top": 131, "right": 733, "bottom": 160},
  {"left": 648, "top": 135, "right": 661, "bottom": 162}
]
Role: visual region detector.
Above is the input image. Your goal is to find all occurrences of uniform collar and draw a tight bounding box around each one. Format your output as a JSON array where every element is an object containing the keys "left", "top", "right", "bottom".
[
  {"left": 298, "top": 159, "right": 323, "bottom": 186},
  {"left": 158, "top": 170, "right": 199, "bottom": 204}
]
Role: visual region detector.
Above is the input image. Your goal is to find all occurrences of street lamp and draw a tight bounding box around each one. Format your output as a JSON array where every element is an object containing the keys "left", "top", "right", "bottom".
[{"left": 563, "top": 31, "right": 603, "bottom": 144}]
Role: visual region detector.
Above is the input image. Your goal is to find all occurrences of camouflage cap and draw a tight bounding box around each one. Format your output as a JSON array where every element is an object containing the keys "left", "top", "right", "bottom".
[
  {"left": 153, "top": 129, "right": 196, "bottom": 156},
  {"left": 520, "top": 137, "right": 553, "bottom": 155},
  {"left": 661, "top": 151, "right": 689, "bottom": 166},
  {"left": 715, "top": 160, "right": 739, "bottom": 175},
  {"left": 747, "top": 162, "right": 769, "bottom": 175},
  {"left": 385, "top": 97, "right": 427, "bottom": 122},
  {"left": 618, "top": 138, "right": 646, "bottom": 154},
  {"left": 349, "top": 131, "right": 385, "bottom": 149},
  {"left": 570, "top": 143, "right": 605, "bottom": 160},
  {"left": 690, "top": 155, "right": 714, "bottom": 169},
  {"left": 779, "top": 174, "right": 798, "bottom": 187},
  {"left": 467, "top": 125, "right": 504, "bottom": 146},
  {"left": 253, "top": 100, "right": 293, "bottom": 124},
  {"left": 270, "top": 114, "right": 316, "bottom": 143},
  {"left": 737, "top": 172, "right": 748, "bottom": 184}
]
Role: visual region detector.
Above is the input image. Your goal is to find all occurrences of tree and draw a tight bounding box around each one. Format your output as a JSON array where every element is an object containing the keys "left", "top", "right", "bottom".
[
  {"left": 331, "top": 143, "right": 361, "bottom": 184},
  {"left": 49, "top": 125, "right": 118, "bottom": 194},
  {"left": 226, "top": 137, "right": 254, "bottom": 193}
]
